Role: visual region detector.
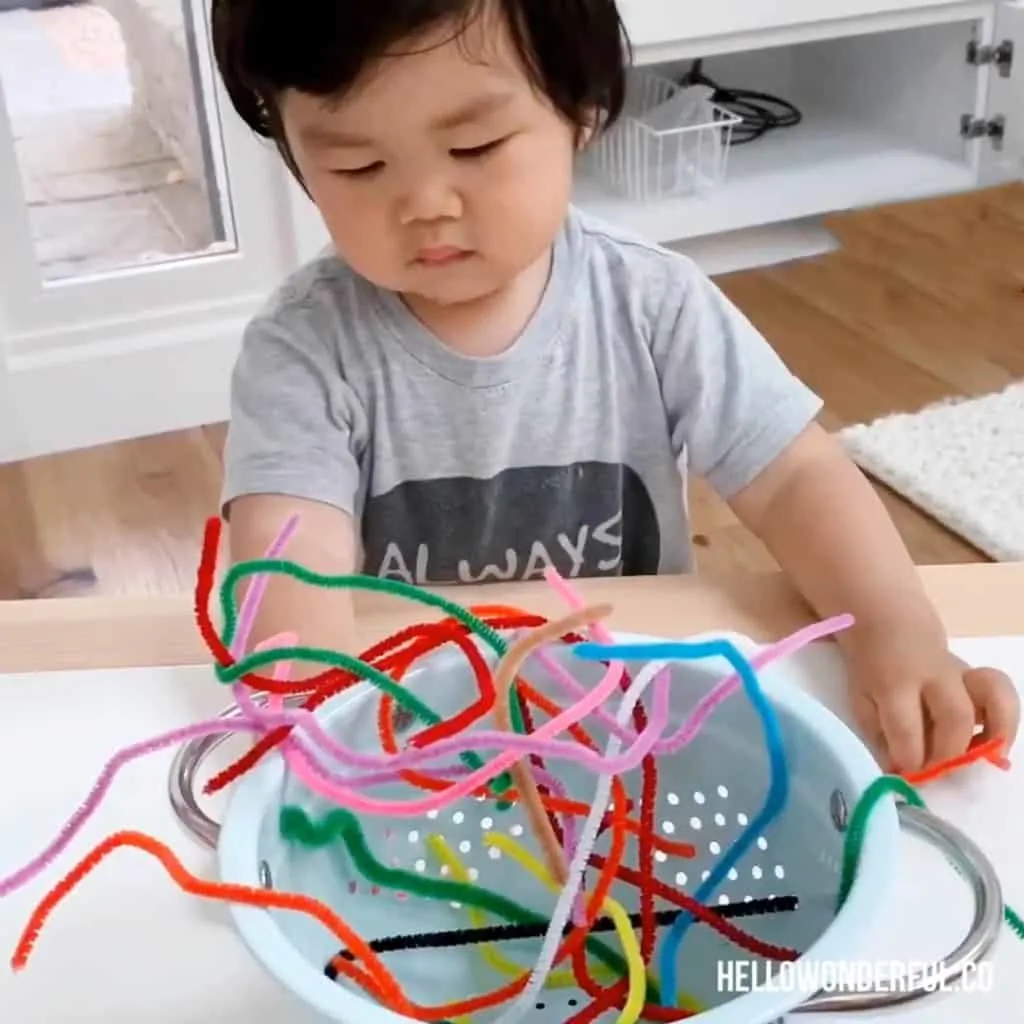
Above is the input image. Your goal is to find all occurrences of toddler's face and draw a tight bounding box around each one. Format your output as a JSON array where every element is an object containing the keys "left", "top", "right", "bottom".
[{"left": 280, "top": 10, "right": 578, "bottom": 310}]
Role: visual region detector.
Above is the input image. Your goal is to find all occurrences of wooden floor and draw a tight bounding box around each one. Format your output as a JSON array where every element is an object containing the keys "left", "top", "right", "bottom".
[{"left": 3, "top": 183, "right": 1022, "bottom": 600}]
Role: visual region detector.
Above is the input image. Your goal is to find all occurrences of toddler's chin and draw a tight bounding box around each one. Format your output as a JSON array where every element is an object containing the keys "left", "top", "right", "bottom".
[{"left": 403, "top": 272, "right": 509, "bottom": 309}]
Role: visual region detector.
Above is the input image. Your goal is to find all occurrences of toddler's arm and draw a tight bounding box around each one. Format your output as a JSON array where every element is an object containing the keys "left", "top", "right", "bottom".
[
  {"left": 728, "top": 422, "right": 1019, "bottom": 770},
  {"left": 642, "top": 247, "right": 1018, "bottom": 769},
  {"left": 728, "top": 421, "right": 941, "bottom": 647},
  {"left": 227, "top": 493, "right": 359, "bottom": 677}
]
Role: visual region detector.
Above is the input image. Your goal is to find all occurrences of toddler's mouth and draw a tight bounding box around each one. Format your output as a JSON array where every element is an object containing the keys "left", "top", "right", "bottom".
[{"left": 416, "top": 246, "right": 473, "bottom": 266}]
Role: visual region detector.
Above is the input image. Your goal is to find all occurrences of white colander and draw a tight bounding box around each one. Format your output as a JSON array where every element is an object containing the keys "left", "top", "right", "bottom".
[{"left": 170, "top": 630, "right": 1002, "bottom": 1023}]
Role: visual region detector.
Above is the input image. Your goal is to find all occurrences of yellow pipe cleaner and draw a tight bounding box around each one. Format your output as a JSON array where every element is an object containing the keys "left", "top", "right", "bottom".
[
  {"left": 483, "top": 832, "right": 647, "bottom": 1024},
  {"left": 424, "top": 834, "right": 601, "bottom": 989}
]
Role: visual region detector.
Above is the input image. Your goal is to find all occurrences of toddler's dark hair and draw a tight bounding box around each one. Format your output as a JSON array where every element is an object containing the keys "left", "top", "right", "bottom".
[{"left": 211, "top": 0, "right": 630, "bottom": 182}]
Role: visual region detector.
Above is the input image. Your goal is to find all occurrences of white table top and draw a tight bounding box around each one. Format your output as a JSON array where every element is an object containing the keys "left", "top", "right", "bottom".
[{"left": 0, "top": 631, "right": 1021, "bottom": 1022}]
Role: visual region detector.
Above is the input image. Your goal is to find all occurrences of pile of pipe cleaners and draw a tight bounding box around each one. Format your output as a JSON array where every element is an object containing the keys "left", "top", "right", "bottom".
[{"left": 0, "top": 514, "right": 1019, "bottom": 1024}]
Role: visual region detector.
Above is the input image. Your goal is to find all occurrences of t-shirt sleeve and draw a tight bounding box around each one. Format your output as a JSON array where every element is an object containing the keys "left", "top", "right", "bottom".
[
  {"left": 220, "top": 313, "right": 367, "bottom": 518},
  {"left": 647, "top": 254, "right": 823, "bottom": 499}
]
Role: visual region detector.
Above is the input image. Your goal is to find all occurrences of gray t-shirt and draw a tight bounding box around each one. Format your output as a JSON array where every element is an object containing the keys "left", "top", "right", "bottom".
[{"left": 222, "top": 205, "right": 821, "bottom": 584}]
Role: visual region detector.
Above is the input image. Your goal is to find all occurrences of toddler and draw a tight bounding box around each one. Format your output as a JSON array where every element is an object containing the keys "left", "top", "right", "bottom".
[{"left": 211, "top": 0, "right": 1018, "bottom": 772}]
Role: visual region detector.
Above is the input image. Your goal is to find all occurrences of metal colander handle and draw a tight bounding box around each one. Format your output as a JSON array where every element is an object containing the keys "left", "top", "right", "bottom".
[
  {"left": 794, "top": 803, "right": 1003, "bottom": 1012},
  {"left": 168, "top": 709, "right": 1004, "bottom": 1011},
  {"left": 169, "top": 698, "right": 294, "bottom": 849}
]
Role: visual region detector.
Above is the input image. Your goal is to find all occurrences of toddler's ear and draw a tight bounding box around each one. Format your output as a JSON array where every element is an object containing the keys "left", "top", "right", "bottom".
[{"left": 575, "top": 108, "right": 600, "bottom": 150}]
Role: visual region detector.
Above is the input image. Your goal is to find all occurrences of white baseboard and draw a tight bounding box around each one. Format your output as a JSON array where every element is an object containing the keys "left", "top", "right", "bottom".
[{"left": 669, "top": 217, "right": 840, "bottom": 276}]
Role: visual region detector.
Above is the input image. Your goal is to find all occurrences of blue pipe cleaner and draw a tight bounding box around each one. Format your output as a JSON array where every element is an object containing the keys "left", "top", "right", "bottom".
[{"left": 571, "top": 638, "right": 789, "bottom": 1007}]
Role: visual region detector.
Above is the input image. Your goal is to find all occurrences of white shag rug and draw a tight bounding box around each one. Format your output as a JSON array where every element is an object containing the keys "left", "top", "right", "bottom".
[{"left": 838, "top": 381, "right": 1024, "bottom": 562}]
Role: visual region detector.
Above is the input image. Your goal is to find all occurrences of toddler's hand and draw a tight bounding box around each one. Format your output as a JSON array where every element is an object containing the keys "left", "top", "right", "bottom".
[{"left": 843, "top": 626, "right": 1019, "bottom": 773}]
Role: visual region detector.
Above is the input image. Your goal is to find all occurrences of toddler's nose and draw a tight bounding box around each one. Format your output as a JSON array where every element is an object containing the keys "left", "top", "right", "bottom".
[{"left": 398, "top": 176, "right": 462, "bottom": 225}]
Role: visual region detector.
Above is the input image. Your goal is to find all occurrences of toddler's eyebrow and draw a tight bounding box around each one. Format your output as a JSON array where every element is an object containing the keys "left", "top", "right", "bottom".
[
  {"left": 430, "top": 91, "right": 515, "bottom": 131},
  {"left": 300, "top": 91, "right": 515, "bottom": 150}
]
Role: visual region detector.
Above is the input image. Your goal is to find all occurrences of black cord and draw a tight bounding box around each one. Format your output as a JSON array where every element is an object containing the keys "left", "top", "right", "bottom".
[
  {"left": 679, "top": 59, "right": 802, "bottom": 145},
  {"left": 325, "top": 894, "right": 797, "bottom": 974}
]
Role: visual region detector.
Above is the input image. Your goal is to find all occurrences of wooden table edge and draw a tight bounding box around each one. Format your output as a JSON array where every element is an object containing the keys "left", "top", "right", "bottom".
[{"left": 0, "top": 563, "right": 1020, "bottom": 674}]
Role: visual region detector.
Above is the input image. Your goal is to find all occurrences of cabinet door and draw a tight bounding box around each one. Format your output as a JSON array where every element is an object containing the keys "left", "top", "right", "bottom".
[
  {"left": 0, "top": 0, "right": 309, "bottom": 462},
  {"left": 979, "top": 0, "right": 1024, "bottom": 183},
  {"left": 617, "top": 0, "right": 980, "bottom": 51}
]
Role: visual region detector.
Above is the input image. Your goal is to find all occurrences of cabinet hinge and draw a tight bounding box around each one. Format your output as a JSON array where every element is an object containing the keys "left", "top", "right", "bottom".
[
  {"left": 960, "top": 114, "right": 1006, "bottom": 150},
  {"left": 966, "top": 38, "right": 1014, "bottom": 77}
]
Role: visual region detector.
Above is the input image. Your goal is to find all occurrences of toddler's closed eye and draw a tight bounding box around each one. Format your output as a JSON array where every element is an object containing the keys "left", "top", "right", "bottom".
[{"left": 450, "top": 137, "right": 509, "bottom": 159}]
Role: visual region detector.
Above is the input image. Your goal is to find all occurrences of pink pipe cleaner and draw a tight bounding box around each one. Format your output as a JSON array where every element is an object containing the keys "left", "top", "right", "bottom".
[
  {"left": 0, "top": 628, "right": 306, "bottom": 900},
  {"left": 225, "top": 606, "right": 848, "bottom": 787},
  {"left": 224, "top": 524, "right": 850, "bottom": 792},
  {"left": 274, "top": 654, "right": 628, "bottom": 816},
  {"left": 222, "top": 525, "right": 652, "bottom": 817},
  {"left": 218, "top": 515, "right": 638, "bottom": 813},
  {"left": 231, "top": 514, "right": 299, "bottom": 657},
  {"left": 0, "top": 541, "right": 851, "bottom": 899},
  {"left": 0, "top": 584, "right": 298, "bottom": 901},
  {"left": 0, "top": 717, "right": 261, "bottom": 898},
  {"left": 225, "top": 520, "right": 667, "bottom": 782},
  {"left": 279, "top": 655, "right": 664, "bottom": 817},
  {"left": 279, "top": 671, "right": 671, "bottom": 784},
  {"left": 542, "top": 566, "right": 854, "bottom": 754},
  {"left": 230, "top": 520, "right": 838, "bottom": 797}
]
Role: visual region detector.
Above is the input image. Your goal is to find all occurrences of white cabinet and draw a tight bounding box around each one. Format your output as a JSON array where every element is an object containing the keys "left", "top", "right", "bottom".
[
  {"left": 617, "top": 0, "right": 996, "bottom": 51},
  {"left": 575, "top": 1, "right": 1023, "bottom": 247}
]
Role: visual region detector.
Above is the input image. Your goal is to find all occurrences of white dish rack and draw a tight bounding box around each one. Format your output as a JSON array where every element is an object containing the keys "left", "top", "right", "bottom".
[{"left": 583, "top": 68, "right": 742, "bottom": 202}]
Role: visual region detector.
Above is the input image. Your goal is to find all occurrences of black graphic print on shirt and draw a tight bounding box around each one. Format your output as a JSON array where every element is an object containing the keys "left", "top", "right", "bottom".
[{"left": 361, "top": 461, "right": 661, "bottom": 584}]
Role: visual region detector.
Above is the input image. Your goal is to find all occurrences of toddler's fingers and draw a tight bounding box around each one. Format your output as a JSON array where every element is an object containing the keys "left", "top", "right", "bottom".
[
  {"left": 964, "top": 667, "right": 1021, "bottom": 752},
  {"left": 875, "top": 687, "right": 926, "bottom": 772},
  {"left": 849, "top": 690, "right": 887, "bottom": 766},
  {"left": 922, "top": 677, "right": 975, "bottom": 766}
]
